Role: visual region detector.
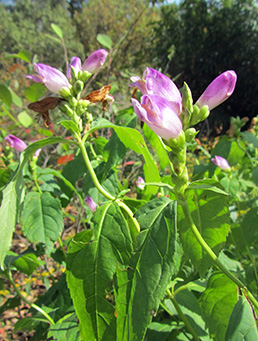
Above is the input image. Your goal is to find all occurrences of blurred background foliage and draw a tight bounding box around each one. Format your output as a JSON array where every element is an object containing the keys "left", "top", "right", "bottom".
[{"left": 0, "top": 0, "right": 258, "bottom": 136}]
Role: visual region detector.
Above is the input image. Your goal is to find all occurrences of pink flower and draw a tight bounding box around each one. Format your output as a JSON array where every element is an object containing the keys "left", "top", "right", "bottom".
[
  {"left": 136, "top": 177, "right": 145, "bottom": 190},
  {"left": 5, "top": 134, "right": 27, "bottom": 152},
  {"left": 5, "top": 135, "right": 41, "bottom": 158},
  {"left": 211, "top": 155, "right": 231, "bottom": 170},
  {"left": 196, "top": 71, "right": 237, "bottom": 110},
  {"left": 131, "top": 95, "right": 182, "bottom": 141},
  {"left": 130, "top": 68, "right": 182, "bottom": 114},
  {"left": 86, "top": 195, "right": 97, "bottom": 212},
  {"left": 26, "top": 63, "right": 70, "bottom": 94},
  {"left": 82, "top": 49, "right": 108, "bottom": 74}
]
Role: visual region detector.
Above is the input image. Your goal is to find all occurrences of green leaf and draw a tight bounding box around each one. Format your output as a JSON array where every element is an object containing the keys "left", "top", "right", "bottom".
[
  {"left": 9, "top": 88, "right": 23, "bottom": 107},
  {"left": 200, "top": 272, "right": 238, "bottom": 340},
  {"left": 16, "top": 49, "right": 32, "bottom": 63},
  {"left": 87, "top": 119, "right": 160, "bottom": 195},
  {"left": 51, "top": 23, "right": 63, "bottom": 39},
  {"left": 6, "top": 252, "right": 39, "bottom": 275},
  {"left": 178, "top": 190, "right": 230, "bottom": 277},
  {"left": 66, "top": 202, "right": 133, "bottom": 341},
  {"left": 0, "top": 182, "right": 18, "bottom": 269},
  {"left": 21, "top": 192, "right": 63, "bottom": 253},
  {"left": 115, "top": 197, "right": 182, "bottom": 341},
  {"left": 96, "top": 34, "right": 113, "bottom": 49},
  {"left": 145, "top": 321, "right": 177, "bottom": 341},
  {"left": 0, "top": 296, "right": 21, "bottom": 315},
  {"left": 59, "top": 119, "right": 81, "bottom": 135},
  {"left": 25, "top": 83, "right": 46, "bottom": 102},
  {"left": 143, "top": 124, "right": 170, "bottom": 170},
  {"left": 242, "top": 131, "right": 258, "bottom": 149},
  {"left": 187, "top": 179, "right": 228, "bottom": 195},
  {"left": 226, "top": 296, "right": 258, "bottom": 340},
  {"left": 18, "top": 111, "right": 33, "bottom": 127},
  {"left": 164, "top": 289, "right": 209, "bottom": 339},
  {"left": 48, "top": 313, "right": 81, "bottom": 340},
  {"left": 0, "top": 84, "right": 12, "bottom": 107}
]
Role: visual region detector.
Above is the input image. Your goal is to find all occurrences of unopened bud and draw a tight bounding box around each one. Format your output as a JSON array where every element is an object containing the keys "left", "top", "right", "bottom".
[{"left": 73, "top": 80, "right": 84, "bottom": 95}]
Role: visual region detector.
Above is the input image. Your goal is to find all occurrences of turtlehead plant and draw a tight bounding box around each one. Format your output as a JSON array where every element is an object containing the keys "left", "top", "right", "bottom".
[{"left": 4, "top": 44, "right": 258, "bottom": 341}]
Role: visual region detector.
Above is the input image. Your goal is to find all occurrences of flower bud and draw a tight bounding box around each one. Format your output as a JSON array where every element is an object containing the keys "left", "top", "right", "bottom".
[
  {"left": 73, "top": 80, "right": 84, "bottom": 95},
  {"left": 196, "top": 70, "right": 237, "bottom": 110},
  {"left": 5, "top": 134, "right": 27, "bottom": 152},
  {"left": 185, "top": 128, "right": 198, "bottom": 142},
  {"left": 136, "top": 177, "right": 145, "bottom": 190},
  {"left": 86, "top": 195, "right": 97, "bottom": 212},
  {"left": 67, "top": 56, "right": 82, "bottom": 79},
  {"left": 181, "top": 82, "right": 193, "bottom": 128},
  {"left": 82, "top": 49, "right": 108, "bottom": 74},
  {"left": 211, "top": 155, "right": 231, "bottom": 171}
]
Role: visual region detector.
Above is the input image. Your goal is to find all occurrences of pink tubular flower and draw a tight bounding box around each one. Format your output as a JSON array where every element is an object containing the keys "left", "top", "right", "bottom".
[
  {"left": 82, "top": 49, "right": 108, "bottom": 74},
  {"left": 86, "top": 195, "right": 97, "bottom": 212},
  {"left": 26, "top": 63, "right": 70, "bottom": 94},
  {"left": 5, "top": 134, "right": 27, "bottom": 152},
  {"left": 131, "top": 95, "right": 182, "bottom": 141},
  {"left": 136, "top": 177, "right": 145, "bottom": 190},
  {"left": 196, "top": 71, "right": 237, "bottom": 110},
  {"left": 130, "top": 67, "right": 182, "bottom": 114},
  {"left": 5, "top": 135, "right": 41, "bottom": 158},
  {"left": 211, "top": 155, "right": 231, "bottom": 170},
  {"left": 67, "top": 56, "right": 82, "bottom": 78}
]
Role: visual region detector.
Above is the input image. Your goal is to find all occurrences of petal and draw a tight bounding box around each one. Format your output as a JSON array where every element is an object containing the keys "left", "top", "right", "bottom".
[
  {"left": 82, "top": 49, "right": 108, "bottom": 73},
  {"left": 67, "top": 56, "right": 82, "bottom": 78},
  {"left": 196, "top": 71, "right": 237, "bottom": 110},
  {"left": 144, "top": 68, "right": 182, "bottom": 113}
]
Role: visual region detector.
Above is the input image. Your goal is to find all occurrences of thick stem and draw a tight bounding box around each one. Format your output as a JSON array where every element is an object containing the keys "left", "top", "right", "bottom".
[
  {"left": 7, "top": 270, "right": 55, "bottom": 325},
  {"left": 181, "top": 200, "right": 258, "bottom": 311},
  {"left": 166, "top": 289, "right": 200, "bottom": 341}
]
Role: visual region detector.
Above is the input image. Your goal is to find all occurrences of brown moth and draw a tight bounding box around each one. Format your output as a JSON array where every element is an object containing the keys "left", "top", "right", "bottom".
[{"left": 28, "top": 97, "right": 63, "bottom": 127}]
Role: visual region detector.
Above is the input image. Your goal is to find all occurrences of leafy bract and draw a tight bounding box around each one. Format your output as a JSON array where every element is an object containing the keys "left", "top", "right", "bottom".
[
  {"left": 115, "top": 197, "right": 182, "bottom": 341},
  {"left": 66, "top": 202, "right": 133, "bottom": 341}
]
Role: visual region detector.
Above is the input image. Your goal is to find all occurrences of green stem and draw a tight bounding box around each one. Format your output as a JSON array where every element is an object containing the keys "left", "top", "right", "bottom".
[
  {"left": 181, "top": 200, "right": 258, "bottom": 311},
  {"left": 7, "top": 270, "right": 55, "bottom": 325},
  {"left": 58, "top": 237, "right": 67, "bottom": 260},
  {"left": 166, "top": 289, "right": 200, "bottom": 341},
  {"left": 77, "top": 136, "right": 140, "bottom": 232}
]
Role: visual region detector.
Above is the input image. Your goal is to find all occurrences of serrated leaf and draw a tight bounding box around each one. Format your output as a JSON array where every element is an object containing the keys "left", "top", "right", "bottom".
[
  {"left": 97, "top": 34, "right": 112, "bottom": 49},
  {"left": 66, "top": 202, "right": 133, "bottom": 341},
  {"left": 0, "top": 84, "right": 12, "bottom": 106},
  {"left": 115, "top": 197, "right": 182, "bottom": 341},
  {"left": 48, "top": 313, "right": 81, "bottom": 340},
  {"left": 51, "top": 23, "right": 63, "bottom": 39},
  {"left": 178, "top": 190, "right": 230, "bottom": 277},
  {"left": 200, "top": 272, "right": 238, "bottom": 340},
  {"left": 21, "top": 192, "right": 63, "bottom": 253},
  {"left": 86, "top": 119, "right": 160, "bottom": 195},
  {"left": 226, "top": 296, "right": 258, "bottom": 340}
]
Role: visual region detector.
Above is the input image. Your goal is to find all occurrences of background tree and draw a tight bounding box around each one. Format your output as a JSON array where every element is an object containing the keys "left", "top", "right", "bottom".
[{"left": 149, "top": 0, "right": 258, "bottom": 135}]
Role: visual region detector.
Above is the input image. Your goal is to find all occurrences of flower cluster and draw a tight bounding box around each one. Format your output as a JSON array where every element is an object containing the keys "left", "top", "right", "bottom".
[
  {"left": 130, "top": 68, "right": 237, "bottom": 143},
  {"left": 26, "top": 49, "right": 108, "bottom": 95}
]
